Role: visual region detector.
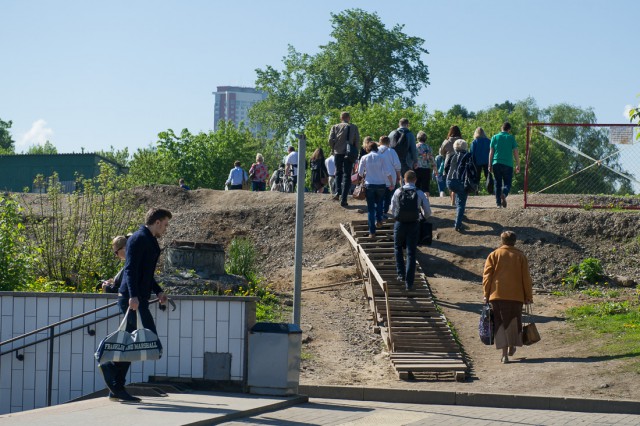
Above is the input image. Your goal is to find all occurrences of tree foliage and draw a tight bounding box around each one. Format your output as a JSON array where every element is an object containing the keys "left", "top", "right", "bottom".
[
  {"left": 0, "top": 117, "right": 15, "bottom": 154},
  {"left": 128, "top": 121, "right": 280, "bottom": 190},
  {"left": 97, "top": 146, "right": 130, "bottom": 167},
  {"left": 251, "top": 9, "right": 429, "bottom": 138},
  {"left": 26, "top": 140, "right": 58, "bottom": 154}
]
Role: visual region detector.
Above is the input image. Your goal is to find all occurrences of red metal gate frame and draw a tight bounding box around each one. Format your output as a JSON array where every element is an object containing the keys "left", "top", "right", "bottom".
[{"left": 524, "top": 122, "right": 640, "bottom": 209}]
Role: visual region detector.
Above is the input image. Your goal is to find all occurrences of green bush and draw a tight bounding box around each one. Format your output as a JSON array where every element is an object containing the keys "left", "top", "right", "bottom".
[
  {"left": 562, "top": 257, "right": 604, "bottom": 289},
  {"left": 23, "top": 163, "right": 142, "bottom": 292},
  {"left": 225, "top": 237, "right": 281, "bottom": 321},
  {"left": 0, "top": 195, "right": 36, "bottom": 290}
]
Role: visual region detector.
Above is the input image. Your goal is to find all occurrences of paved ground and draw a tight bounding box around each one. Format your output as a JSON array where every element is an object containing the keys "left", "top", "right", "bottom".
[{"left": 227, "top": 398, "right": 640, "bottom": 425}]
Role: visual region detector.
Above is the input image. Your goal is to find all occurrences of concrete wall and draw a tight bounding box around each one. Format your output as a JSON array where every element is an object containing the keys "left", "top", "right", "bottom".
[{"left": 0, "top": 292, "right": 257, "bottom": 414}]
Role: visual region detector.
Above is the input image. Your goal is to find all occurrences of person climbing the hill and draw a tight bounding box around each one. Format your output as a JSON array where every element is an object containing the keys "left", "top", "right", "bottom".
[
  {"left": 358, "top": 140, "right": 395, "bottom": 238},
  {"left": 328, "top": 111, "right": 360, "bottom": 207},
  {"left": 390, "top": 170, "right": 432, "bottom": 291},
  {"left": 444, "top": 139, "right": 471, "bottom": 232},
  {"left": 415, "top": 130, "right": 437, "bottom": 195},
  {"left": 225, "top": 161, "right": 248, "bottom": 190},
  {"left": 388, "top": 118, "right": 417, "bottom": 177},
  {"left": 470, "top": 127, "right": 491, "bottom": 194},
  {"left": 488, "top": 122, "right": 520, "bottom": 208},
  {"left": 310, "top": 148, "right": 329, "bottom": 193},
  {"left": 482, "top": 231, "right": 533, "bottom": 364},
  {"left": 248, "top": 153, "right": 269, "bottom": 192},
  {"left": 440, "top": 125, "right": 462, "bottom": 206},
  {"left": 378, "top": 135, "right": 402, "bottom": 219}
]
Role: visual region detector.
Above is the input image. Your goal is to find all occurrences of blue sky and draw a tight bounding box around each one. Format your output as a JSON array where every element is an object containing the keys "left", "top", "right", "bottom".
[{"left": 1, "top": 0, "right": 639, "bottom": 154}]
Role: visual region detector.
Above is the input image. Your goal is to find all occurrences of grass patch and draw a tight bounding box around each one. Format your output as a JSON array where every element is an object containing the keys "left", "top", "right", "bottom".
[{"left": 566, "top": 301, "right": 640, "bottom": 373}]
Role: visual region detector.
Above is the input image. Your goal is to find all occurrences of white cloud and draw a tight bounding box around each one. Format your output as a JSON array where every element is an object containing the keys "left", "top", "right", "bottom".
[{"left": 18, "top": 119, "right": 54, "bottom": 147}]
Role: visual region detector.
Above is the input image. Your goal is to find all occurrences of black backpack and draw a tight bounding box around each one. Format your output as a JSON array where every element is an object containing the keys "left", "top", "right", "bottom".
[
  {"left": 456, "top": 152, "right": 478, "bottom": 194},
  {"left": 395, "top": 188, "right": 420, "bottom": 223},
  {"left": 390, "top": 129, "right": 408, "bottom": 162}
]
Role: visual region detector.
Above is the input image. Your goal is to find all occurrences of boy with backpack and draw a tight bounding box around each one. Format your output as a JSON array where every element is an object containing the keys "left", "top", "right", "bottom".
[
  {"left": 390, "top": 170, "right": 432, "bottom": 291},
  {"left": 388, "top": 118, "right": 418, "bottom": 177}
]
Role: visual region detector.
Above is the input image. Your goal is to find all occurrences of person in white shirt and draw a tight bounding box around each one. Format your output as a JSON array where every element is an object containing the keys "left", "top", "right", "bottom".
[
  {"left": 358, "top": 141, "right": 395, "bottom": 238},
  {"left": 285, "top": 146, "right": 299, "bottom": 190},
  {"left": 390, "top": 170, "right": 432, "bottom": 290},
  {"left": 325, "top": 154, "right": 336, "bottom": 195},
  {"left": 377, "top": 135, "right": 402, "bottom": 218},
  {"left": 225, "top": 161, "right": 248, "bottom": 190}
]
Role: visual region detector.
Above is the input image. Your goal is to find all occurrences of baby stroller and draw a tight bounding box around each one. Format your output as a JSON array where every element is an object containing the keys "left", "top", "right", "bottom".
[{"left": 270, "top": 164, "right": 286, "bottom": 192}]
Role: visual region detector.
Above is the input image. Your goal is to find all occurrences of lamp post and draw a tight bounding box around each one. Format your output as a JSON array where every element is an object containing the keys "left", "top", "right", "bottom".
[{"left": 292, "top": 133, "right": 306, "bottom": 326}]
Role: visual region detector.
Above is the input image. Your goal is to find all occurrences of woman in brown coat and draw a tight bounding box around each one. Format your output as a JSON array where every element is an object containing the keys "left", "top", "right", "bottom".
[{"left": 482, "top": 231, "right": 533, "bottom": 363}]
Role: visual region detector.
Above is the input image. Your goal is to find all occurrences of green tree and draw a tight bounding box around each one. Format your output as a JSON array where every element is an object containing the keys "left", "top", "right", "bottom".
[
  {"left": 0, "top": 117, "right": 15, "bottom": 154},
  {"left": 26, "top": 140, "right": 58, "bottom": 154},
  {"left": 97, "top": 146, "right": 130, "bottom": 166},
  {"left": 251, "top": 9, "right": 430, "bottom": 138},
  {"left": 128, "top": 122, "right": 275, "bottom": 190}
]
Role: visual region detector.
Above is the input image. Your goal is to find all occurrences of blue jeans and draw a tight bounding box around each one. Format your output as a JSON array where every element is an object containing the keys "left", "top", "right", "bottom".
[
  {"left": 394, "top": 221, "right": 419, "bottom": 288},
  {"left": 365, "top": 184, "right": 386, "bottom": 235},
  {"left": 447, "top": 178, "right": 468, "bottom": 229},
  {"left": 492, "top": 163, "right": 513, "bottom": 206}
]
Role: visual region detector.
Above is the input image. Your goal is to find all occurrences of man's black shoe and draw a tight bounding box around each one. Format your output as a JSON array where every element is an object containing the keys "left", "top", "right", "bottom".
[
  {"left": 111, "top": 389, "right": 141, "bottom": 403},
  {"left": 340, "top": 202, "right": 349, "bottom": 208}
]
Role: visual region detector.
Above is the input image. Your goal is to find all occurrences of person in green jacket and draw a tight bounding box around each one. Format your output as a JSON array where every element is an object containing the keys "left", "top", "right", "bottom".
[{"left": 488, "top": 122, "right": 520, "bottom": 208}]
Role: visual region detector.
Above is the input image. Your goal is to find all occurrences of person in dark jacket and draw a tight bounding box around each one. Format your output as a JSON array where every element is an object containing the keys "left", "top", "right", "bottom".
[{"left": 99, "top": 208, "right": 171, "bottom": 403}]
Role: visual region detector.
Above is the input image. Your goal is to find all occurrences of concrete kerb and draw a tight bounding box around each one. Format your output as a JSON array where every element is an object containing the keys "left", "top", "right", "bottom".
[
  {"left": 182, "top": 394, "right": 309, "bottom": 426},
  {"left": 299, "top": 385, "right": 640, "bottom": 415}
]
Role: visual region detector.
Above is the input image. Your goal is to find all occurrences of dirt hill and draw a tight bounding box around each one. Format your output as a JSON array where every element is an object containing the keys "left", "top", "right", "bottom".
[{"left": 132, "top": 185, "right": 640, "bottom": 401}]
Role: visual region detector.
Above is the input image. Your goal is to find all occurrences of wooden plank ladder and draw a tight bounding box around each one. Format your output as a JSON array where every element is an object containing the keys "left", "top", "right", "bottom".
[{"left": 340, "top": 220, "right": 468, "bottom": 381}]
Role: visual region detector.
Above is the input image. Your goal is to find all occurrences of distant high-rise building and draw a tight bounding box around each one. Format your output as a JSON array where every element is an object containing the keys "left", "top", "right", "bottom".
[{"left": 212, "top": 86, "right": 267, "bottom": 132}]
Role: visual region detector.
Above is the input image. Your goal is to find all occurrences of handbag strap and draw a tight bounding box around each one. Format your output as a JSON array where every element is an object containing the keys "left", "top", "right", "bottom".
[
  {"left": 523, "top": 303, "right": 533, "bottom": 325},
  {"left": 118, "top": 309, "right": 130, "bottom": 332},
  {"left": 136, "top": 309, "right": 144, "bottom": 330}
]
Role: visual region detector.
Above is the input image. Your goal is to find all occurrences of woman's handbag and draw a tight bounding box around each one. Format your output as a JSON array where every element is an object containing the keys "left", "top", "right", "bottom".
[
  {"left": 479, "top": 303, "right": 494, "bottom": 345},
  {"left": 95, "top": 309, "right": 163, "bottom": 363},
  {"left": 352, "top": 182, "right": 366, "bottom": 200},
  {"left": 522, "top": 304, "right": 541, "bottom": 346},
  {"left": 486, "top": 172, "right": 494, "bottom": 194}
]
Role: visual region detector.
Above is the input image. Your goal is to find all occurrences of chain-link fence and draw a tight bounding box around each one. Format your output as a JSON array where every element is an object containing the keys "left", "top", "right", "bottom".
[{"left": 524, "top": 123, "right": 640, "bottom": 209}]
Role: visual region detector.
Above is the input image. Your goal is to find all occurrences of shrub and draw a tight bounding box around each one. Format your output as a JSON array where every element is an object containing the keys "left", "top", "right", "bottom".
[
  {"left": 0, "top": 195, "right": 36, "bottom": 290},
  {"left": 23, "top": 163, "right": 142, "bottom": 292},
  {"left": 562, "top": 257, "right": 604, "bottom": 289}
]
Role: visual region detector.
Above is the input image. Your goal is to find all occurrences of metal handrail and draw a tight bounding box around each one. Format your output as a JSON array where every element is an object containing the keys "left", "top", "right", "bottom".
[{"left": 0, "top": 296, "right": 160, "bottom": 407}]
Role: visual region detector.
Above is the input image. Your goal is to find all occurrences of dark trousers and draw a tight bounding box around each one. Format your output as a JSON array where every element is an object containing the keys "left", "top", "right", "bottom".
[
  {"left": 382, "top": 186, "right": 395, "bottom": 215},
  {"left": 415, "top": 168, "right": 431, "bottom": 194},
  {"left": 492, "top": 163, "right": 514, "bottom": 206},
  {"left": 475, "top": 164, "right": 489, "bottom": 181},
  {"left": 334, "top": 154, "right": 353, "bottom": 204},
  {"left": 229, "top": 184, "right": 243, "bottom": 190},
  {"left": 99, "top": 297, "right": 157, "bottom": 392},
  {"left": 251, "top": 181, "right": 266, "bottom": 191},
  {"left": 394, "top": 221, "right": 419, "bottom": 288}
]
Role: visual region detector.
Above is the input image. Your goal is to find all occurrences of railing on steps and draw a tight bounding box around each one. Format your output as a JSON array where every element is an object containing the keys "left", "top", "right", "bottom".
[{"left": 0, "top": 297, "right": 161, "bottom": 407}]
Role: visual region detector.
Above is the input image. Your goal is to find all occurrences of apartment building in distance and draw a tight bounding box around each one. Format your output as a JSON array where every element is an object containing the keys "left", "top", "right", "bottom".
[{"left": 212, "top": 86, "right": 267, "bottom": 133}]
